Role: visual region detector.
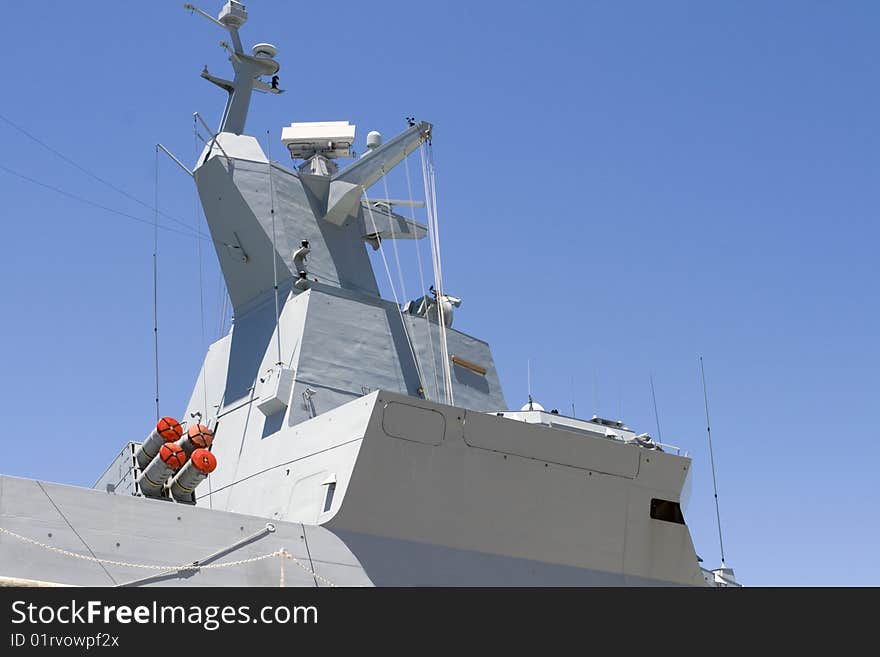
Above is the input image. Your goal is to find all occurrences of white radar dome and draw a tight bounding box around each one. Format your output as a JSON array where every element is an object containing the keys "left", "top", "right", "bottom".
[
  {"left": 366, "top": 131, "right": 382, "bottom": 150},
  {"left": 252, "top": 43, "right": 278, "bottom": 58}
]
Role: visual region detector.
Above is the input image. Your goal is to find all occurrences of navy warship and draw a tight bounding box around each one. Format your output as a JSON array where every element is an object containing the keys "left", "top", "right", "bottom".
[{"left": 0, "top": 1, "right": 739, "bottom": 587}]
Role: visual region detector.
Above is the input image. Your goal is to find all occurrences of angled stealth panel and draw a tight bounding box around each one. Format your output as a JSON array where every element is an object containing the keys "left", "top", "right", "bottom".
[
  {"left": 288, "top": 288, "right": 422, "bottom": 425},
  {"left": 195, "top": 156, "right": 292, "bottom": 309},
  {"left": 405, "top": 316, "right": 508, "bottom": 412},
  {"left": 196, "top": 157, "right": 379, "bottom": 312}
]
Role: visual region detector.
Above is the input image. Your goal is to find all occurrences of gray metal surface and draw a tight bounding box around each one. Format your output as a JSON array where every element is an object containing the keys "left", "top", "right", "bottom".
[
  {"left": 0, "top": 2, "right": 717, "bottom": 587},
  {"left": 0, "top": 475, "right": 368, "bottom": 587}
]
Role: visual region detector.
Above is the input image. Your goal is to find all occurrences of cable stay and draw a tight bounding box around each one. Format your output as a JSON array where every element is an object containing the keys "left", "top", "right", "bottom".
[
  {"left": 0, "top": 158, "right": 259, "bottom": 263},
  {"left": 0, "top": 162, "right": 202, "bottom": 240},
  {"left": 420, "top": 142, "right": 454, "bottom": 406},
  {"left": 380, "top": 164, "right": 430, "bottom": 400},
  {"left": 404, "top": 152, "right": 440, "bottom": 401},
  {"left": 362, "top": 185, "right": 427, "bottom": 400}
]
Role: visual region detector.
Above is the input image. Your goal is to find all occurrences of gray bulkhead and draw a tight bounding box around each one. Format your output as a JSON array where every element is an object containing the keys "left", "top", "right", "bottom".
[{"left": 175, "top": 130, "right": 706, "bottom": 587}]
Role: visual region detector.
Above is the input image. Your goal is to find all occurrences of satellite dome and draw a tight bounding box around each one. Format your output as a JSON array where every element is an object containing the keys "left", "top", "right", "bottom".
[
  {"left": 520, "top": 399, "right": 545, "bottom": 412},
  {"left": 252, "top": 43, "right": 278, "bottom": 58},
  {"left": 366, "top": 131, "right": 382, "bottom": 149}
]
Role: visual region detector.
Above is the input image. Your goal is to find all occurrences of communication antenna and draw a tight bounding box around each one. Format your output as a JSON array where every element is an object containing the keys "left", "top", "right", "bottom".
[
  {"left": 592, "top": 368, "right": 599, "bottom": 417},
  {"left": 152, "top": 145, "right": 160, "bottom": 421},
  {"left": 527, "top": 358, "right": 533, "bottom": 408},
  {"left": 700, "top": 356, "right": 727, "bottom": 567},
  {"left": 266, "top": 130, "right": 282, "bottom": 366},
  {"left": 570, "top": 375, "right": 576, "bottom": 417},
  {"left": 650, "top": 373, "right": 663, "bottom": 443}
]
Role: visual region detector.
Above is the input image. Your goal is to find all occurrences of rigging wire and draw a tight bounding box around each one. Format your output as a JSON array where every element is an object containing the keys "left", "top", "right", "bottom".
[
  {"left": 404, "top": 153, "right": 440, "bottom": 401},
  {"left": 216, "top": 275, "right": 225, "bottom": 340},
  {"left": 381, "top": 171, "right": 410, "bottom": 312},
  {"left": 219, "top": 281, "right": 229, "bottom": 339},
  {"left": 0, "top": 163, "right": 202, "bottom": 240},
  {"left": 0, "top": 159, "right": 257, "bottom": 266},
  {"left": 420, "top": 143, "right": 453, "bottom": 405},
  {"left": 362, "top": 186, "right": 426, "bottom": 397},
  {"left": 700, "top": 356, "right": 727, "bottom": 567},
  {"left": 380, "top": 166, "right": 427, "bottom": 398},
  {"left": 0, "top": 111, "right": 202, "bottom": 238}
]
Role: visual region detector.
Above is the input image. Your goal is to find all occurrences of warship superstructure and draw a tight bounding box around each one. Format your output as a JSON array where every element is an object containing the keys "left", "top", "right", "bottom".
[{"left": 0, "top": 2, "right": 738, "bottom": 587}]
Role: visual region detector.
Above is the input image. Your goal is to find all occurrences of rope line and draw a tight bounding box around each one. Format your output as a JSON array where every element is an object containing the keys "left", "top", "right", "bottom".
[
  {"left": 362, "top": 185, "right": 425, "bottom": 397},
  {"left": 0, "top": 526, "right": 335, "bottom": 586},
  {"left": 419, "top": 145, "right": 454, "bottom": 405},
  {"left": 280, "top": 550, "right": 337, "bottom": 587},
  {"left": 380, "top": 168, "right": 427, "bottom": 397}
]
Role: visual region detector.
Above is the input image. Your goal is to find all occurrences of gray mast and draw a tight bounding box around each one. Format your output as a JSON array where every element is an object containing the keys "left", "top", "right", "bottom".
[{"left": 185, "top": 1, "right": 282, "bottom": 135}]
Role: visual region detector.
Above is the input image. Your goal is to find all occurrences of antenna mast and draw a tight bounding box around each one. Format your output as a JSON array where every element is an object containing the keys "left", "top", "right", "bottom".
[
  {"left": 527, "top": 358, "right": 534, "bottom": 409},
  {"left": 700, "top": 356, "right": 726, "bottom": 567},
  {"left": 650, "top": 374, "right": 663, "bottom": 442},
  {"left": 267, "top": 130, "right": 282, "bottom": 366},
  {"left": 152, "top": 145, "right": 160, "bottom": 421},
  {"left": 184, "top": 2, "right": 283, "bottom": 135}
]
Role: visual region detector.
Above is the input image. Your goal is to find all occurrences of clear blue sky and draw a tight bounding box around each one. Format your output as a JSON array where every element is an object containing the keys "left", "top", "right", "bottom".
[{"left": 1, "top": 1, "right": 877, "bottom": 585}]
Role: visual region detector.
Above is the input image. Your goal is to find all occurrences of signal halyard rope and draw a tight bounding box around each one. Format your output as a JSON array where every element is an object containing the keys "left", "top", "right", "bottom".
[
  {"left": 380, "top": 169, "right": 428, "bottom": 398},
  {"left": 362, "top": 184, "right": 426, "bottom": 398},
  {"left": 404, "top": 154, "right": 440, "bottom": 401},
  {"left": 419, "top": 144, "right": 454, "bottom": 405}
]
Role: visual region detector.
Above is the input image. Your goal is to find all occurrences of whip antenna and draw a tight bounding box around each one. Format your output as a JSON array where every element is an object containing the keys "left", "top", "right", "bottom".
[
  {"left": 267, "top": 130, "right": 282, "bottom": 365},
  {"left": 527, "top": 358, "right": 531, "bottom": 404},
  {"left": 650, "top": 373, "right": 663, "bottom": 443},
  {"left": 152, "top": 145, "right": 160, "bottom": 421},
  {"left": 700, "top": 356, "right": 726, "bottom": 566}
]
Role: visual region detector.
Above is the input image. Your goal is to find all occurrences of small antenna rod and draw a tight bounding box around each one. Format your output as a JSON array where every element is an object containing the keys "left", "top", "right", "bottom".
[
  {"left": 700, "top": 356, "right": 726, "bottom": 567},
  {"left": 152, "top": 146, "right": 160, "bottom": 421},
  {"left": 527, "top": 358, "right": 532, "bottom": 407},
  {"left": 592, "top": 368, "right": 598, "bottom": 417},
  {"left": 650, "top": 373, "right": 663, "bottom": 442}
]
